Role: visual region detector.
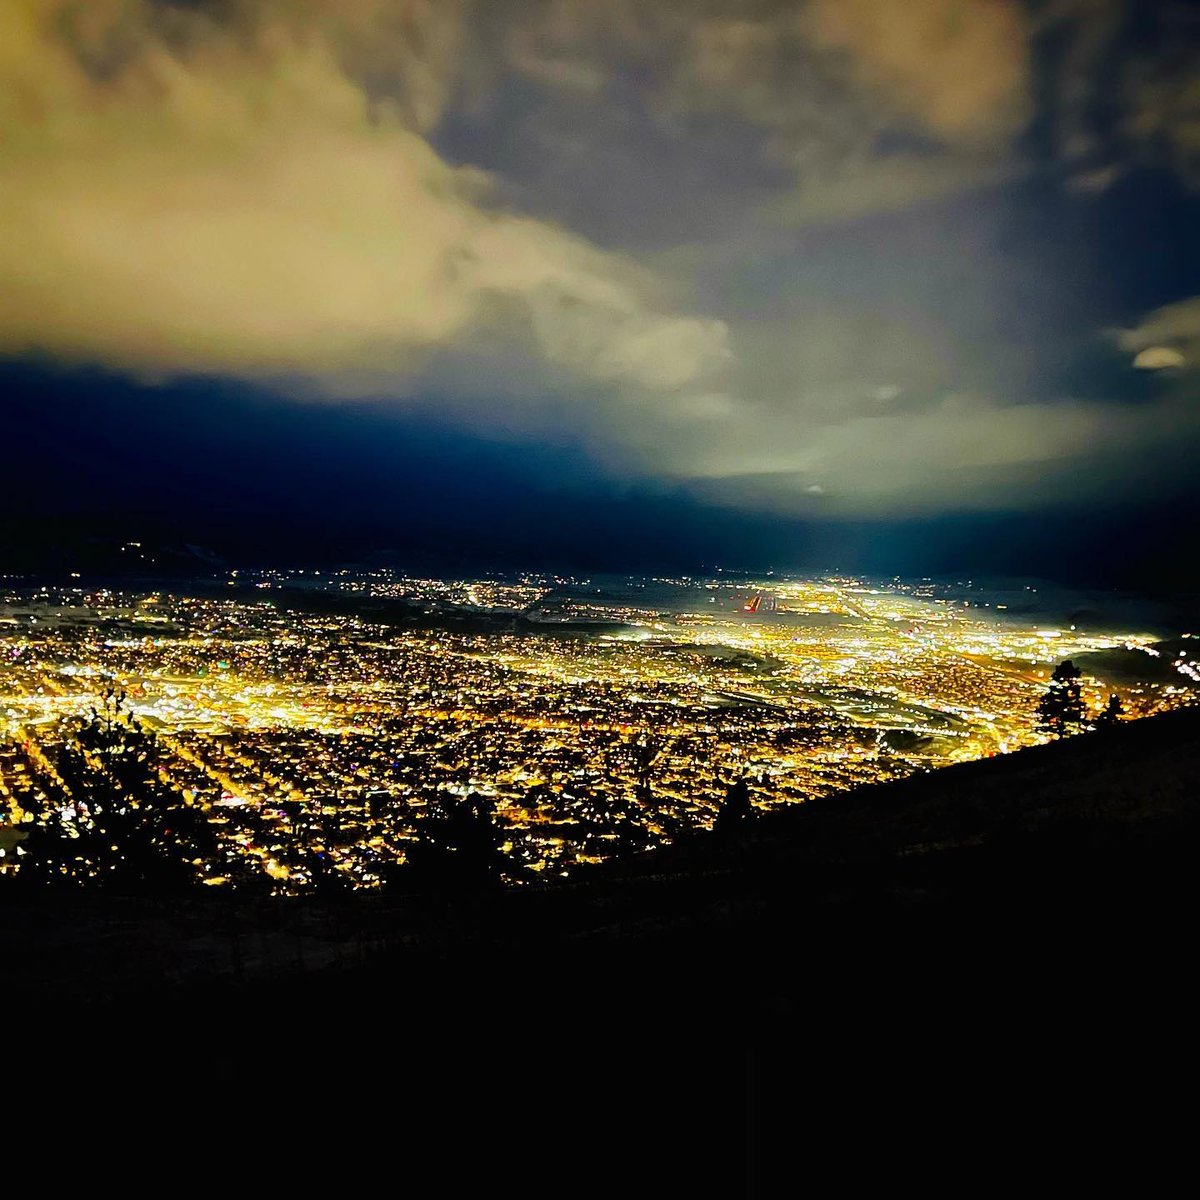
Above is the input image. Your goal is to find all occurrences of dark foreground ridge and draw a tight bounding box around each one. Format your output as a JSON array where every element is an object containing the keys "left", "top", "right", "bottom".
[
  {"left": 10, "top": 708, "right": 1198, "bottom": 1176},
  {"left": 9, "top": 706, "right": 1198, "bottom": 1009}
]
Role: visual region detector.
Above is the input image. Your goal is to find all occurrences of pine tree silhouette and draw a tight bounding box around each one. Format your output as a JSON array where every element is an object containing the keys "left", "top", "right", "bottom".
[
  {"left": 633, "top": 734, "right": 662, "bottom": 807},
  {"left": 1036, "top": 660, "right": 1088, "bottom": 738},
  {"left": 394, "top": 790, "right": 506, "bottom": 892},
  {"left": 1094, "top": 693, "right": 1126, "bottom": 728},
  {"left": 714, "top": 775, "right": 751, "bottom": 834}
]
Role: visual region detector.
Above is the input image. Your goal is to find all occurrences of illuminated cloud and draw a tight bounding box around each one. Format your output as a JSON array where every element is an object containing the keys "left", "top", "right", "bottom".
[
  {"left": 0, "top": 1, "right": 726, "bottom": 392},
  {"left": 803, "top": 0, "right": 1030, "bottom": 150},
  {"left": 1116, "top": 296, "right": 1200, "bottom": 370},
  {"left": 0, "top": 1, "right": 1197, "bottom": 523},
  {"left": 673, "top": 391, "right": 1200, "bottom": 515},
  {"left": 1132, "top": 347, "right": 1187, "bottom": 371}
]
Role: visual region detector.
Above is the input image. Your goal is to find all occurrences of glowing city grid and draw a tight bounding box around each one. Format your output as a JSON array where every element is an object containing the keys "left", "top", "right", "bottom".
[{"left": 2, "top": 570, "right": 1195, "bottom": 891}]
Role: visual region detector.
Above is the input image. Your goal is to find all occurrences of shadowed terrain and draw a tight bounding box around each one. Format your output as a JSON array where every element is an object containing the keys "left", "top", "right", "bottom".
[
  {"left": 10, "top": 706, "right": 1198, "bottom": 1181},
  {"left": 8, "top": 706, "right": 1198, "bottom": 1010}
]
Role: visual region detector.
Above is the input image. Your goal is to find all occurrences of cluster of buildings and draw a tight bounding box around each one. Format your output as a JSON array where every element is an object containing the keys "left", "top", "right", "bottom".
[{"left": 1, "top": 572, "right": 1192, "bottom": 891}]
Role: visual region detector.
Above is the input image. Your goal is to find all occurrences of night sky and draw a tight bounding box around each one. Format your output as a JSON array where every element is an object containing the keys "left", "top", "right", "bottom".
[{"left": 3, "top": 1, "right": 1199, "bottom": 586}]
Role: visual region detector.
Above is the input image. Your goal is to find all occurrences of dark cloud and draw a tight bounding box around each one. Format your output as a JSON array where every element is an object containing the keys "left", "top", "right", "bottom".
[{"left": 1034, "top": 0, "right": 1200, "bottom": 191}]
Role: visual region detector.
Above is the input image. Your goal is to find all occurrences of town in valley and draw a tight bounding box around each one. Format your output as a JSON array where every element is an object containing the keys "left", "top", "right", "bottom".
[{"left": 2, "top": 568, "right": 1195, "bottom": 892}]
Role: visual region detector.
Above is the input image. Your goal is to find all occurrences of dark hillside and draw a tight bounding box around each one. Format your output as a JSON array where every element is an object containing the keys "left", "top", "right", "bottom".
[
  {"left": 9, "top": 706, "right": 1198, "bottom": 1015},
  {"left": 10, "top": 708, "right": 1198, "bottom": 1178}
]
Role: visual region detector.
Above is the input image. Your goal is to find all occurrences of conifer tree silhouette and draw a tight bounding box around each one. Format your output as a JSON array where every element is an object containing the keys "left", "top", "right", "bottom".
[
  {"left": 1036, "top": 660, "right": 1088, "bottom": 738},
  {"left": 1094, "top": 693, "right": 1126, "bottom": 728}
]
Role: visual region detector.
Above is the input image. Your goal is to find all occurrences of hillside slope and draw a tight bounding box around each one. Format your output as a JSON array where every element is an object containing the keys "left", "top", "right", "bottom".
[
  {"left": 10, "top": 707, "right": 1198, "bottom": 1177},
  {"left": 8, "top": 706, "right": 1198, "bottom": 1015}
]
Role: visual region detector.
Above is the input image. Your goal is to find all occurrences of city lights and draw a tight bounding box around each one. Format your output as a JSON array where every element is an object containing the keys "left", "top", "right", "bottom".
[{"left": 1, "top": 571, "right": 1193, "bottom": 892}]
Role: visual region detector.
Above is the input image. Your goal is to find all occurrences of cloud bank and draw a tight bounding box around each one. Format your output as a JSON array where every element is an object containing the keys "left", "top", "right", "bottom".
[
  {"left": 1, "top": 1, "right": 729, "bottom": 398},
  {"left": 1, "top": 0, "right": 1198, "bottom": 519}
]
